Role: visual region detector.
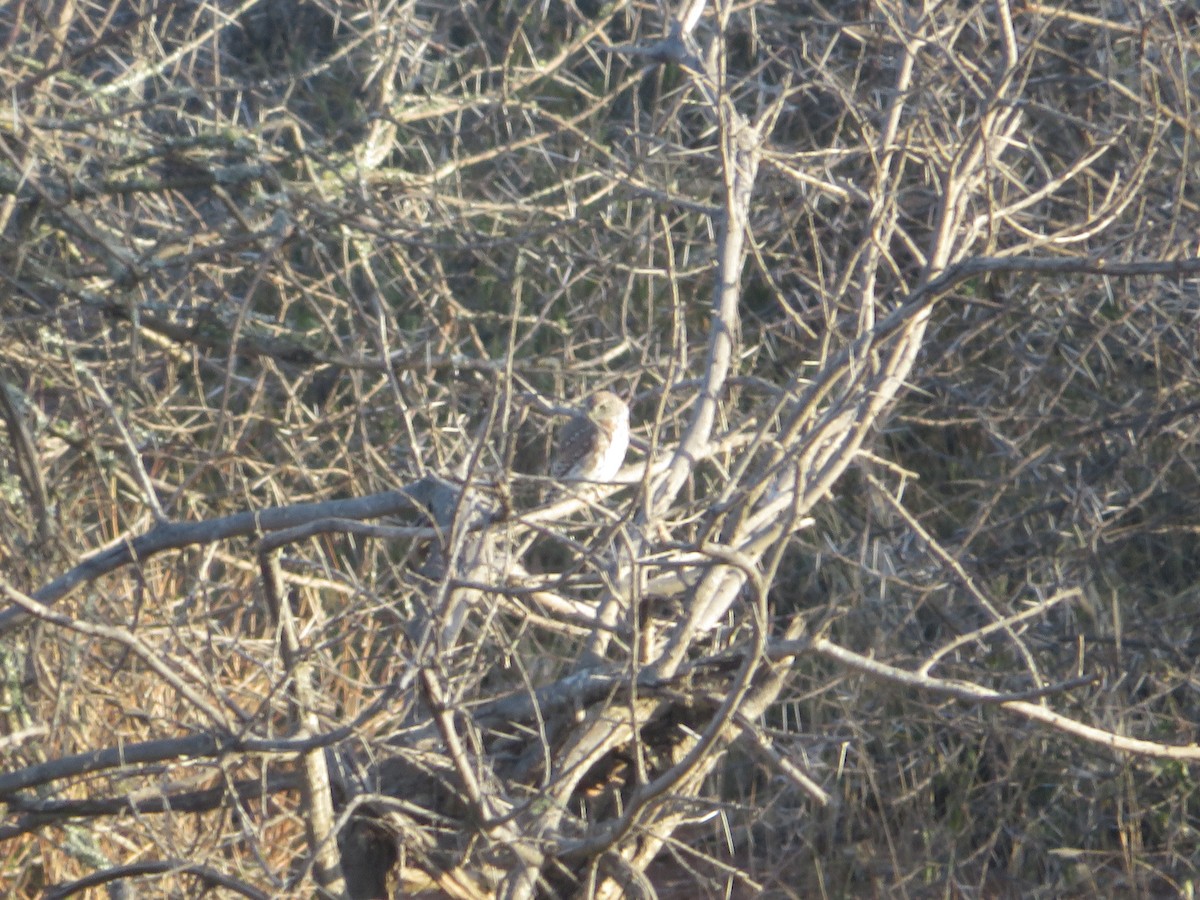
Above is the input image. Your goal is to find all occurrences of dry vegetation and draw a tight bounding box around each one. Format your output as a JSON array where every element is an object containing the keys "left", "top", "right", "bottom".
[{"left": 2, "top": 0, "right": 1200, "bottom": 897}]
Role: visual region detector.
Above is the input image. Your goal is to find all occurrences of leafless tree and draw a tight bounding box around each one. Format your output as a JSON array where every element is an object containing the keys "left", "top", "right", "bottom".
[{"left": 2, "top": 0, "right": 1199, "bottom": 896}]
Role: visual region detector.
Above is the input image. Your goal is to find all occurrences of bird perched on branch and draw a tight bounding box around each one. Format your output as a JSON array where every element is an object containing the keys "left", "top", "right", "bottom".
[{"left": 549, "top": 391, "right": 630, "bottom": 483}]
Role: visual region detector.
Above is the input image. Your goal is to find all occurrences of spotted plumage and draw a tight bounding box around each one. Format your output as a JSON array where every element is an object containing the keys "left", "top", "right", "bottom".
[{"left": 550, "top": 391, "right": 630, "bottom": 483}]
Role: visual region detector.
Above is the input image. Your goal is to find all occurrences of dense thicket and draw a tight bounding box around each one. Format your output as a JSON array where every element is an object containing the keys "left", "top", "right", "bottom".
[{"left": 2, "top": 1, "right": 1199, "bottom": 897}]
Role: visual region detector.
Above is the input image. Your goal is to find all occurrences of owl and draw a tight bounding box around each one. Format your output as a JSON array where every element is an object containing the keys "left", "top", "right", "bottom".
[{"left": 549, "top": 391, "right": 630, "bottom": 483}]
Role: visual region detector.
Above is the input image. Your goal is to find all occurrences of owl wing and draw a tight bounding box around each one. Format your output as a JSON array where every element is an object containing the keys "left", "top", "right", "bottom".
[{"left": 551, "top": 414, "right": 598, "bottom": 478}]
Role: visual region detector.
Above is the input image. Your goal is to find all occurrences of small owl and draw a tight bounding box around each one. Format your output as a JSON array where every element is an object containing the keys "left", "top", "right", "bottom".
[{"left": 550, "top": 391, "right": 630, "bottom": 483}]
